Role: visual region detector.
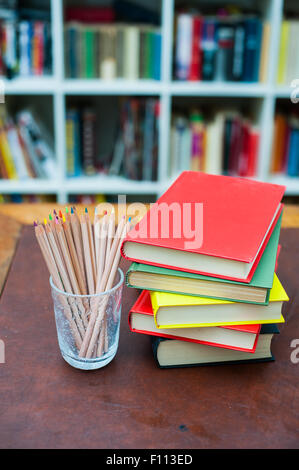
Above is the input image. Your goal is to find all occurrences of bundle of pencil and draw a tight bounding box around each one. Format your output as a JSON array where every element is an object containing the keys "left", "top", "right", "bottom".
[{"left": 34, "top": 206, "right": 132, "bottom": 359}]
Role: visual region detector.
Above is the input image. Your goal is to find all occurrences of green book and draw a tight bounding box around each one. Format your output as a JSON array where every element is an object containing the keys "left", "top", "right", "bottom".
[
  {"left": 85, "top": 29, "right": 94, "bottom": 78},
  {"left": 126, "top": 213, "right": 282, "bottom": 305}
]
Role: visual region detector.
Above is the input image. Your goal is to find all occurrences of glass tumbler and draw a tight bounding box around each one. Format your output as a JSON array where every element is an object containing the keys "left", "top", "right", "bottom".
[{"left": 50, "top": 268, "right": 124, "bottom": 370}]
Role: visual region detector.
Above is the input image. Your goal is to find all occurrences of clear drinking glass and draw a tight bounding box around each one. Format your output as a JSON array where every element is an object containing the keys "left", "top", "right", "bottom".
[{"left": 50, "top": 268, "right": 124, "bottom": 370}]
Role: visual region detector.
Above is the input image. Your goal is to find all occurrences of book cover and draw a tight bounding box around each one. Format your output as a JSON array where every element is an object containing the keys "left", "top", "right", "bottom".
[
  {"left": 287, "top": 123, "right": 299, "bottom": 177},
  {"left": 121, "top": 172, "right": 285, "bottom": 282},
  {"left": 129, "top": 290, "right": 261, "bottom": 353}
]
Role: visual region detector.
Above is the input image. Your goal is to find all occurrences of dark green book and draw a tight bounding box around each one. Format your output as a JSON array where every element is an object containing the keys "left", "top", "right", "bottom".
[
  {"left": 84, "top": 28, "right": 94, "bottom": 78},
  {"left": 126, "top": 213, "right": 282, "bottom": 305},
  {"left": 152, "top": 324, "right": 279, "bottom": 369}
]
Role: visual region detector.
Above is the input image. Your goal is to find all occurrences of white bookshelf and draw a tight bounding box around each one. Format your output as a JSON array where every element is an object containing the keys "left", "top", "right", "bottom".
[{"left": 0, "top": 0, "right": 299, "bottom": 203}]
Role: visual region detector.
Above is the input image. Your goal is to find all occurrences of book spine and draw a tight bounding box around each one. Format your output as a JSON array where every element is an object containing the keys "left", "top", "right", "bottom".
[
  {"left": 232, "top": 22, "right": 245, "bottom": 81},
  {"left": 214, "top": 23, "right": 234, "bottom": 81},
  {"left": 6, "top": 123, "right": 29, "bottom": 179},
  {"left": 175, "top": 13, "right": 192, "bottom": 80},
  {"left": 188, "top": 15, "right": 202, "bottom": 81},
  {"left": 0, "top": 122, "right": 17, "bottom": 179},
  {"left": 238, "top": 121, "right": 250, "bottom": 176},
  {"left": 19, "top": 21, "right": 31, "bottom": 76},
  {"left": 277, "top": 21, "right": 289, "bottom": 84},
  {"left": 66, "top": 109, "right": 80, "bottom": 177},
  {"left": 242, "top": 18, "right": 262, "bottom": 82},
  {"left": 124, "top": 26, "right": 139, "bottom": 79},
  {"left": 201, "top": 19, "right": 216, "bottom": 81},
  {"left": 82, "top": 108, "right": 97, "bottom": 175},
  {"left": 153, "top": 30, "right": 161, "bottom": 80},
  {"left": 287, "top": 127, "right": 299, "bottom": 176},
  {"left": 247, "top": 128, "right": 259, "bottom": 177}
]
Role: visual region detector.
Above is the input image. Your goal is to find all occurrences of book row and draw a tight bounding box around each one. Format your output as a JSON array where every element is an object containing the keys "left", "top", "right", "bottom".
[
  {"left": 0, "top": 110, "right": 56, "bottom": 180},
  {"left": 64, "top": 22, "right": 161, "bottom": 81},
  {"left": 175, "top": 13, "right": 268, "bottom": 82},
  {"left": 66, "top": 98, "right": 159, "bottom": 181},
  {"left": 271, "top": 113, "right": 299, "bottom": 177},
  {"left": 0, "top": 19, "right": 51, "bottom": 78},
  {"left": 170, "top": 110, "right": 259, "bottom": 177},
  {"left": 122, "top": 172, "right": 288, "bottom": 368}
]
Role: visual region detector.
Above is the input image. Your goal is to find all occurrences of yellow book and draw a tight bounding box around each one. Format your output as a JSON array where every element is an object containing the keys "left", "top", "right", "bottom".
[
  {"left": 150, "top": 273, "right": 288, "bottom": 329},
  {"left": 0, "top": 119, "right": 18, "bottom": 179},
  {"left": 277, "top": 20, "right": 289, "bottom": 84},
  {"left": 259, "top": 22, "right": 270, "bottom": 83}
]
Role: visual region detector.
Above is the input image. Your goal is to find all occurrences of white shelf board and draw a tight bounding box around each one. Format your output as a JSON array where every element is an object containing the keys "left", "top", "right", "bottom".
[
  {"left": 268, "top": 175, "right": 299, "bottom": 195},
  {"left": 170, "top": 81, "right": 270, "bottom": 97},
  {"left": 274, "top": 86, "right": 292, "bottom": 98},
  {"left": 0, "top": 179, "right": 59, "bottom": 193},
  {"left": 65, "top": 175, "right": 161, "bottom": 194},
  {"left": 62, "top": 79, "right": 163, "bottom": 95},
  {"left": 2, "top": 77, "right": 58, "bottom": 94}
]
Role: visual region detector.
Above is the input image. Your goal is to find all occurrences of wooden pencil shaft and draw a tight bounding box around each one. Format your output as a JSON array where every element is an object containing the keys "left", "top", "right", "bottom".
[
  {"left": 56, "top": 226, "right": 81, "bottom": 294},
  {"left": 81, "top": 216, "right": 95, "bottom": 295},
  {"left": 86, "top": 213, "right": 97, "bottom": 280},
  {"left": 96, "top": 217, "right": 108, "bottom": 286},
  {"left": 63, "top": 222, "right": 87, "bottom": 295},
  {"left": 70, "top": 214, "right": 87, "bottom": 290}
]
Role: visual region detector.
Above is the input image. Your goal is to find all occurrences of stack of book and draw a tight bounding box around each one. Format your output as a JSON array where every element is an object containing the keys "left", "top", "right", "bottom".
[
  {"left": 270, "top": 113, "right": 299, "bottom": 177},
  {"left": 0, "top": 109, "right": 56, "bottom": 180},
  {"left": 277, "top": 19, "right": 299, "bottom": 85},
  {"left": 122, "top": 172, "right": 288, "bottom": 368},
  {"left": 175, "top": 11, "right": 269, "bottom": 82},
  {"left": 170, "top": 110, "right": 259, "bottom": 177}
]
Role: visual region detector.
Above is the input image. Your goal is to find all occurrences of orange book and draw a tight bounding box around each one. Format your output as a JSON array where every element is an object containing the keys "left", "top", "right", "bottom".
[{"left": 271, "top": 114, "right": 287, "bottom": 173}]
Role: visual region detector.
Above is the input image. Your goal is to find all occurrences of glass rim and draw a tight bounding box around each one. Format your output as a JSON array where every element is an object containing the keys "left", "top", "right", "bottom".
[{"left": 49, "top": 267, "right": 124, "bottom": 298}]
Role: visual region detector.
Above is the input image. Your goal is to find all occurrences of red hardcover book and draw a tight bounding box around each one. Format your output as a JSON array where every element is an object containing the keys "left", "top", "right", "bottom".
[
  {"left": 121, "top": 171, "right": 285, "bottom": 282},
  {"left": 228, "top": 115, "right": 243, "bottom": 174},
  {"left": 188, "top": 15, "right": 202, "bottom": 81},
  {"left": 247, "top": 127, "right": 259, "bottom": 177},
  {"left": 238, "top": 121, "right": 250, "bottom": 176},
  {"left": 129, "top": 290, "right": 261, "bottom": 353}
]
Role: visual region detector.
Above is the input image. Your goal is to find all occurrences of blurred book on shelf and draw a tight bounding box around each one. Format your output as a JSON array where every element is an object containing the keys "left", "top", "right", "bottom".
[
  {"left": 174, "top": 9, "right": 268, "bottom": 83},
  {"left": 69, "top": 194, "right": 106, "bottom": 204},
  {"left": 271, "top": 113, "right": 299, "bottom": 177},
  {"left": 66, "top": 97, "right": 159, "bottom": 181},
  {"left": 0, "top": 1, "right": 52, "bottom": 78},
  {"left": 0, "top": 108, "right": 57, "bottom": 180},
  {"left": 277, "top": 19, "right": 299, "bottom": 85},
  {"left": 0, "top": 193, "right": 56, "bottom": 203},
  {"left": 64, "top": 4, "right": 161, "bottom": 80},
  {"left": 170, "top": 109, "right": 259, "bottom": 177}
]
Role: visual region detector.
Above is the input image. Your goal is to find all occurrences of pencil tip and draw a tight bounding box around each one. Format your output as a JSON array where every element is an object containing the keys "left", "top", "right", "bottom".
[
  {"left": 65, "top": 206, "right": 69, "bottom": 213},
  {"left": 33, "top": 221, "right": 37, "bottom": 227},
  {"left": 85, "top": 207, "right": 88, "bottom": 213},
  {"left": 104, "top": 210, "right": 107, "bottom": 215},
  {"left": 59, "top": 210, "right": 63, "bottom": 218},
  {"left": 53, "top": 209, "right": 57, "bottom": 215},
  {"left": 44, "top": 218, "right": 47, "bottom": 225},
  {"left": 71, "top": 207, "right": 74, "bottom": 214},
  {"left": 55, "top": 216, "right": 59, "bottom": 224},
  {"left": 49, "top": 214, "right": 52, "bottom": 221},
  {"left": 62, "top": 215, "right": 66, "bottom": 223},
  {"left": 128, "top": 217, "right": 132, "bottom": 222}
]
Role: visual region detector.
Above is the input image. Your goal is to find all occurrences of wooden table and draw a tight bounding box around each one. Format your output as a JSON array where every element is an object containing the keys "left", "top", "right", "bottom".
[
  {"left": 0, "top": 203, "right": 298, "bottom": 449},
  {"left": 0, "top": 203, "right": 299, "bottom": 297}
]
